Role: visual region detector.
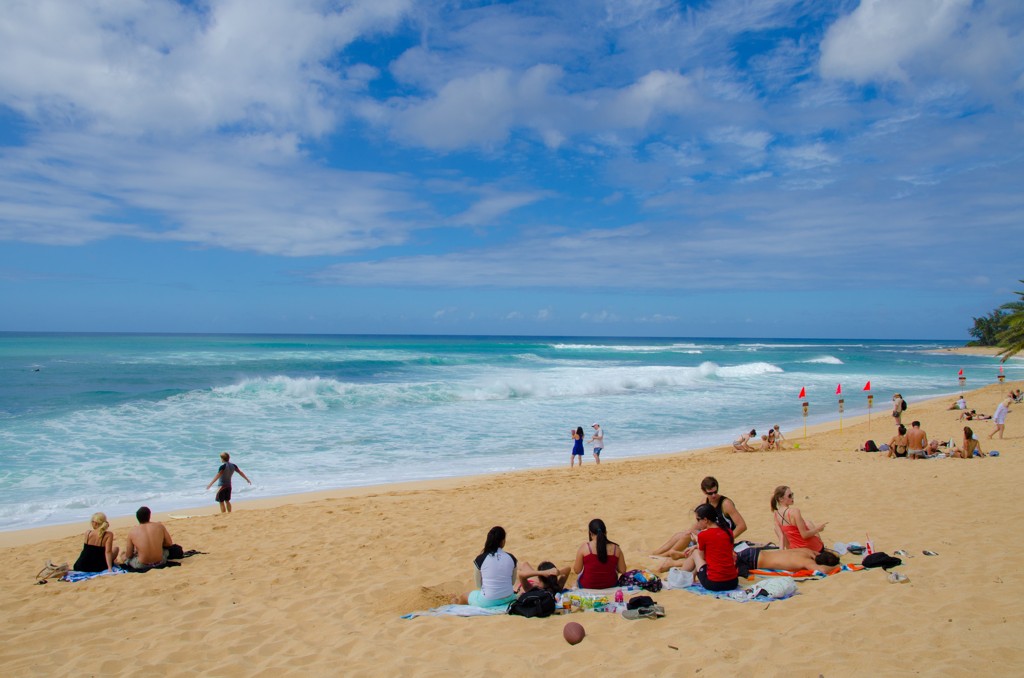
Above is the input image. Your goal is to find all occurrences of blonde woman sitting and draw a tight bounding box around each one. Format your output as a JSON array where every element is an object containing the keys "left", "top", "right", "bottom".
[{"left": 73, "top": 512, "right": 120, "bottom": 572}]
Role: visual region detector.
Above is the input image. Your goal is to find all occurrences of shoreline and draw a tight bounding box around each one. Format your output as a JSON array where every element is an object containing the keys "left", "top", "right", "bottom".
[{"left": 3, "top": 380, "right": 1012, "bottom": 549}]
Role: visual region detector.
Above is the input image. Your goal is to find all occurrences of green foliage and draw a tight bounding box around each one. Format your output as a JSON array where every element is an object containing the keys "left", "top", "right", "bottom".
[
  {"left": 996, "top": 281, "right": 1024, "bottom": 362},
  {"left": 967, "top": 309, "right": 1008, "bottom": 346}
]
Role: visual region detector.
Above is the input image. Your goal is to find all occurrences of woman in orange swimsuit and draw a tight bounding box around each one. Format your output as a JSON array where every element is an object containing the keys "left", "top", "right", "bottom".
[{"left": 771, "top": 486, "right": 827, "bottom": 554}]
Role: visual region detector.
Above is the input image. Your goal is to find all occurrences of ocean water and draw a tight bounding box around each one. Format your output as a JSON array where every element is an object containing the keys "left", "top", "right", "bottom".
[{"left": 0, "top": 333, "right": 1014, "bottom": 531}]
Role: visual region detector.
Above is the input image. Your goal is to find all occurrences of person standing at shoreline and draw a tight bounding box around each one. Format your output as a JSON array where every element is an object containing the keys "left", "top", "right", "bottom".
[
  {"left": 587, "top": 423, "right": 604, "bottom": 465},
  {"left": 892, "top": 393, "right": 906, "bottom": 425},
  {"left": 206, "top": 452, "right": 252, "bottom": 513},
  {"left": 570, "top": 426, "right": 585, "bottom": 468}
]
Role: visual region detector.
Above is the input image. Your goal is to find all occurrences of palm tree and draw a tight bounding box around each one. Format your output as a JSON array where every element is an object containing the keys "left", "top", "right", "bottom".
[{"left": 996, "top": 280, "right": 1024, "bottom": 362}]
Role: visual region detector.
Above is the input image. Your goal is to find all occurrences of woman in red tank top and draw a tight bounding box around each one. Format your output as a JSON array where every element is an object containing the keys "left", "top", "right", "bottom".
[{"left": 572, "top": 518, "right": 627, "bottom": 589}]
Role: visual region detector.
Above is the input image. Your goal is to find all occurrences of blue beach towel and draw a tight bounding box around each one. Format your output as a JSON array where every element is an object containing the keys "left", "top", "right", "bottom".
[
  {"left": 61, "top": 567, "right": 127, "bottom": 583},
  {"left": 678, "top": 583, "right": 798, "bottom": 603},
  {"left": 401, "top": 604, "right": 510, "bottom": 619}
]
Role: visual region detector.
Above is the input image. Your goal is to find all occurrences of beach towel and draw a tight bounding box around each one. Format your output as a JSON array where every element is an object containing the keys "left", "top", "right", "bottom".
[
  {"left": 677, "top": 582, "right": 798, "bottom": 603},
  {"left": 748, "top": 563, "right": 865, "bottom": 579},
  {"left": 401, "top": 604, "right": 511, "bottom": 619},
  {"left": 61, "top": 567, "right": 127, "bottom": 583}
]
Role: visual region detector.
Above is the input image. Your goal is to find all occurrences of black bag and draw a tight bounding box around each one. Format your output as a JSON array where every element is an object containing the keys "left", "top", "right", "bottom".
[
  {"left": 863, "top": 440, "right": 879, "bottom": 452},
  {"left": 507, "top": 589, "right": 556, "bottom": 618},
  {"left": 862, "top": 552, "right": 902, "bottom": 570},
  {"left": 167, "top": 544, "right": 185, "bottom": 560},
  {"left": 901, "top": 400, "right": 908, "bottom": 411},
  {"left": 626, "top": 595, "right": 656, "bottom": 610}
]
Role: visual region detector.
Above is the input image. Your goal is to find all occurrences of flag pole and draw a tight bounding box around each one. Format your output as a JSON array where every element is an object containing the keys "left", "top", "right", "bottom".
[
  {"left": 799, "top": 387, "right": 808, "bottom": 439},
  {"left": 836, "top": 384, "right": 843, "bottom": 432},
  {"left": 864, "top": 381, "right": 873, "bottom": 433}
]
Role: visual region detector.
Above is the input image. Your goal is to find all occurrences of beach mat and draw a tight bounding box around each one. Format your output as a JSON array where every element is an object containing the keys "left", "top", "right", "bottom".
[
  {"left": 61, "top": 568, "right": 128, "bottom": 583},
  {"left": 677, "top": 583, "right": 798, "bottom": 603},
  {"left": 748, "top": 563, "right": 865, "bottom": 580},
  {"left": 401, "top": 604, "right": 510, "bottom": 619}
]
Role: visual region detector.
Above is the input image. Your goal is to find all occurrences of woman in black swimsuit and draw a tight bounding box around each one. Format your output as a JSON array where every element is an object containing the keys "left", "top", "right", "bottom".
[
  {"left": 887, "top": 425, "right": 909, "bottom": 458},
  {"left": 72, "top": 512, "right": 120, "bottom": 572},
  {"left": 651, "top": 476, "right": 747, "bottom": 556}
]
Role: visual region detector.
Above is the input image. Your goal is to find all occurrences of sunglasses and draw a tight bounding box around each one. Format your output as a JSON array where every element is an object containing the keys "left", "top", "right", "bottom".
[
  {"left": 784, "top": 492, "right": 794, "bottom": 499},
  {"left": 704, "top": 489, "right": 719, "bottom": 496}
]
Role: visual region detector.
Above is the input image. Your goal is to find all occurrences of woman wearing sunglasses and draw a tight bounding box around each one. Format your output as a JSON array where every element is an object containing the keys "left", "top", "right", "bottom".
[
  {"left": 772, "top": 486, "right": 827, "bottom": 553},
  {"left": 651, "top": 476, "right": 747, "bottom": 556}
]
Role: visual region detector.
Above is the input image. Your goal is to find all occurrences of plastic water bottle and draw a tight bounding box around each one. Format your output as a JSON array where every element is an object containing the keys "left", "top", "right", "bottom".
[{"left": 614, "top": 589, "right": 624, "bottom": 604}]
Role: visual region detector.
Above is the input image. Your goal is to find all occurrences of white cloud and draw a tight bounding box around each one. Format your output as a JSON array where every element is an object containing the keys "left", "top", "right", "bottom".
[
  {"left": 818, "top": 0, "right": 1023, "bottom": 98},
  {"left": 0, "top": 132, "right": 421, "bottom": 255},
  {"left": 777, "top": 142, "right": 838, "bottom": 171},
  {"left": 820, "top": 0, "right": 971, "bottom": 83},
  {"left": 0, "top": 0, "right": 412, "bottom": 137}
]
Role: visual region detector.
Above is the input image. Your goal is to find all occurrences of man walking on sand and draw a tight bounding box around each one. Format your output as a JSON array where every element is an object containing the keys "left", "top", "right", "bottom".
[
  {"left": 122, "top": 506, "right": 173, "bottom": 569},
  {"left": 906, "top": 421, "right": 929, "bottom": 460},
  {"left": 989, "top": 398, "right": 1011, "bottom": 439},
  {"left": 206, "top": 452, "right": 252, "bottom": 513},
  {"left": 588, "top": 423, "right": 604, "bottom": 465}
]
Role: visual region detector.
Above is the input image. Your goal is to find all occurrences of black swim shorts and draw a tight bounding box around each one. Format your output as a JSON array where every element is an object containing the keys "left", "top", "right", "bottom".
[{"left": 216, "top": 486, "right": 232, "bottom": 502}]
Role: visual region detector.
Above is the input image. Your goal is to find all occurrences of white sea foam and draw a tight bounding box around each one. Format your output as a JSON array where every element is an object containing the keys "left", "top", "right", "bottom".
[
  {"left": 550, "top": 343, "right": 710, "bottom": 352},
  {"left": 802, "top": 356, "right": 844, "bottom": 365},
  {"left": 0, "top": 335, "right": 975, "bottom": 530}
]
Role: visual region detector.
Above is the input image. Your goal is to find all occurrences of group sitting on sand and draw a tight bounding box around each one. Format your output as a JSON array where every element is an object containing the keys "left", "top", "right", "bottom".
[
  {"left": 881, "top": 399, "right": 1009, "bottom": 459},
  {"left": 70, "top": 506, "right": 176, "bottom": 573},
  {"left": 457, "top": 475, "right": 836, "bottom": 604},
  {"left": 733, "top": 425, "right": 785, "bottom": 452},
  {"left": 650, "top": 478, "right": 834, "bottom": 581}
]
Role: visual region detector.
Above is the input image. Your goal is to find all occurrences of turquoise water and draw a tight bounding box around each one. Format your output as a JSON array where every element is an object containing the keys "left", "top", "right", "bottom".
[{"left": 0, "top": 333, "right": 1013, "bottom": 530}]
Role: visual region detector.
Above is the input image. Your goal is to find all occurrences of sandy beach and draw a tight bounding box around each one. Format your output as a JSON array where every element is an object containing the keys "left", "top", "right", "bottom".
[{"left": 2, "top": 380, "right": 1021, "bottom": 677}]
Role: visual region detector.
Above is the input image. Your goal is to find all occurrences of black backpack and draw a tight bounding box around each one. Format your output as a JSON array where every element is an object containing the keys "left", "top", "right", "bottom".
[
  {"left": 901, "top": 400, "right": 908, "bottom": 411},
  {"left": 507, "top": 589, "right": 556, "bottom": 618},
  {"left": 862, "top": 552, "right": 902, "bottom": 570}
]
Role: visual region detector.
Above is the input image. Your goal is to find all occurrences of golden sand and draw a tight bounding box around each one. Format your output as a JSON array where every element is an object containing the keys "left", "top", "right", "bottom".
[{"left": 1, "top": 382, "right": 1021, "bottom": 676}]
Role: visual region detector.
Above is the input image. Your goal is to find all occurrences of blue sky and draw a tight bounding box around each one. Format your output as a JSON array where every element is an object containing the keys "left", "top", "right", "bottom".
[{"left": 1, "top": 0, "right": 1022, "bottom": 339}]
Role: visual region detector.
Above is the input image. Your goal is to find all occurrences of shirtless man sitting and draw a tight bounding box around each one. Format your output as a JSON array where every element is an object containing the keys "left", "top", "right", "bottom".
[
  {"left": 906, "top": 421, "right": 929, "bottom": 460},
  {"left": 122, "top": 506, "right": 173, "bottom": 569}
]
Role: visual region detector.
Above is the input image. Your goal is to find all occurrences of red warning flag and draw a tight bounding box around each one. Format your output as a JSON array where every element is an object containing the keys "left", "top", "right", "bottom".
[
  {"left": 863, "top": 381, "right": 871, "bottom": 391},
  {"left": 836, "top": 383, "right": 842, "bottom": 395},
  {"left": 798, "top": 387, "right": 806, "bottom": 399},
  {"left": 958, "top": 369, "right": 964, "bottom": 376}
]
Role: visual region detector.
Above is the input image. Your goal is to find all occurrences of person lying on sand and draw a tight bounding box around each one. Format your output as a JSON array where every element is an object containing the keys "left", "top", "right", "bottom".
[
  {"left": 651, "top": 476, "right": 747, "bottom": 556},
  {"left": 734, "top": 546, "right": 840, "bottom": 573},
  {"left": 958, "top": 410, "right": 991, "bottom": 421},
  {"left": 516, "top": 561, "right": 570, "bottom": 594}
]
